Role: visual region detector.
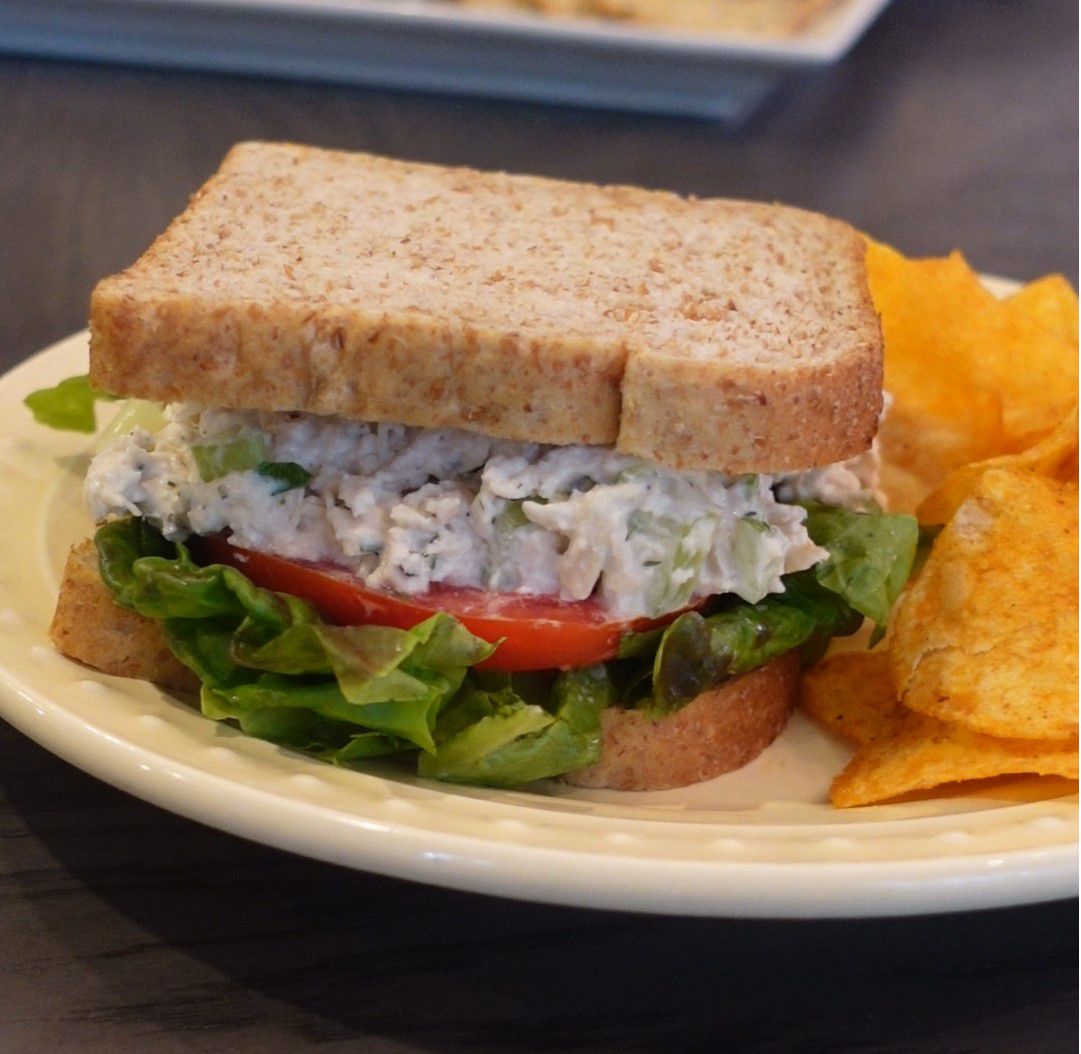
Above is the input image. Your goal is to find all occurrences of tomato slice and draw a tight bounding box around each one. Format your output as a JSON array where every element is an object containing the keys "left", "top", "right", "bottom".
[{"left": 196, "top": 536, "right": 695, "bottom": 672}]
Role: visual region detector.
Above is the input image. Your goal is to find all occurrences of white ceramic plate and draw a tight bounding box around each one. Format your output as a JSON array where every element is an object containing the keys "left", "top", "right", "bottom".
[
  {"left": 0, "top": 330, "right": 1076, "bottom": 918},
  {"left": 0, "top": 0, "right": 894, "bottom": 122}
]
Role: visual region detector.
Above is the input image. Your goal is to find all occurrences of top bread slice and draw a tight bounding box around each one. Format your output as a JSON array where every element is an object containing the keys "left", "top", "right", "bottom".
[{"left": 89, "top": 142, "right": 881, "bottom": 473}]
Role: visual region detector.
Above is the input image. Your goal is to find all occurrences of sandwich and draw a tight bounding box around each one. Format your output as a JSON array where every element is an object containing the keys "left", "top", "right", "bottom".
[{"left": 32, "top": 142, "right": 918, "bottom": 791}]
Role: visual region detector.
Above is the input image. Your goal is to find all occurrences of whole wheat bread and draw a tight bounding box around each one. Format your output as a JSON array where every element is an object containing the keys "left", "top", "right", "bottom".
[
  {"left": 49, "top": 541, "right": 199, "bottom": 694},
  {"left": 563, "top": 652, "right": 798, "bottom": 790},
  {"left": 90, "top": 141, "right": 881, "bottom": 473}
]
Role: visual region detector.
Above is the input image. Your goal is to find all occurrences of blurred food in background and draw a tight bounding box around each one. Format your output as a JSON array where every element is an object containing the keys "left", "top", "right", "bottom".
[{"left": 456, "top": 0, "right": 840, "bottom": 36}]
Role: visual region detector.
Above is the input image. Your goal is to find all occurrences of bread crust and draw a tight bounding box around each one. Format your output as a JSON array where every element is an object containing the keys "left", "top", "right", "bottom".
[
  {"left": 619, "top": 344, "right": 882, "bottom": 473},
  {"left": 563, "top": 653, "right": 799, "bottom": 790},
  {"left": 89, "top": 142, "right": 882, "bottom": 473},
  {"left": 49, "top": 540, "right": 199, "bottom": 693}
]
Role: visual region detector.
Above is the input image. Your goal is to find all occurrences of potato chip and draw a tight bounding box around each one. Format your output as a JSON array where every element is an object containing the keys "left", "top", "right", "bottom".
[
  {"left": 801, "top": 649, "right": 1078, "bottom": 806},
  {"left": 877, "top": 461, "right": 932, "bottom": 517},
  {"left": 865, "top": 242, "right": 1078, "bottom": 473},
  {"left": 978, "top": 303, "right": 1078, "bottom": 450},
  {"left": 968, "top": 775, "right": 1081, "bottom": 802},
  {"left": 918, "top": 406, "right": 1079, "bottom": 524},
  {"left": 799, "top": 650, "right": 902, "bottom": 745},
  {"left": 877, "top": 389, "right": 1005, "bottom": 508},
  {"left": 807, "top": 245, "right": 1081, "bottom": 806},
  {"left": 1008, "top": 274, "right": 1079, "bottom": 347},
  {"left": 830, "top": 709, "right": 1078, "bottom": 808},
  {"left": 890, "top": 468, "right": 1079, "bottom": 741}
]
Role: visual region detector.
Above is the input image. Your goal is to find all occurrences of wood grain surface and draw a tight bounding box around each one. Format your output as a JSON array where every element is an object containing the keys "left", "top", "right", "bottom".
[{"left": 0, "top": 1, "right": 1077, "bottom": 1051}]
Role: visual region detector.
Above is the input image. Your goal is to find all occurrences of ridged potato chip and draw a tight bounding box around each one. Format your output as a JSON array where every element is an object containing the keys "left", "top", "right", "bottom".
[
  {"left": 890, "top": 468, "right": 1078, "bottom": 741},
  {"left": 830, "top": 711, "right": 1078, "bottom": 808},
  {"left": 1007, "top": 274, "right": 1080, "bottom": 348},
  {"left": 877, "top": 391, "right": 1004, "bottom": 512},
  {"left": 865, "top": 243, "right": 1078, "bottom": 500},
  {"left": 799, "top": 650, "right": 901, "bottom": 746},
  {"left": 806, "top": 247, "right": 1080, "bottom": 807},
  {"left": 918, "top": 406, "right": 1079, "bottom": 525},
  {"left": 800, "top": 650, "right": 1078, "bottom": 807}
]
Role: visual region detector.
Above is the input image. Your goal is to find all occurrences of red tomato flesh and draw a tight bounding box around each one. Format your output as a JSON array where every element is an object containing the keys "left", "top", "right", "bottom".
[{"left": 197, "top": 536, "right": 695, "bottom": 671}]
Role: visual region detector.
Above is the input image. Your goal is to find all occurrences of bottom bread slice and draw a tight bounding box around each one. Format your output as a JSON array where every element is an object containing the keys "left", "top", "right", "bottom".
[
  {"left": 50, "top": 540, "right": 797, "bottom": 789},
  {"left": 562, "top": 653, "right": 799, "bottom": 791},
  {"left": 49, "top": 540, "right": 200, "bottom": 693}
]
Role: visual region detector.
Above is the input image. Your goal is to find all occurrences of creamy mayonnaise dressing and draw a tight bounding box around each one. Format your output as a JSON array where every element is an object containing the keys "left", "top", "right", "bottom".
[{"left": 85, "top": 405, "right": 881, "bottom": 619}]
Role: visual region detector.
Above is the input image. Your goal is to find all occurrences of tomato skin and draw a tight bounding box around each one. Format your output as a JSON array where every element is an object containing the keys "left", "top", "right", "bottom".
[{"left": 196, "top": 536, "right": 695, "bottom": 671}]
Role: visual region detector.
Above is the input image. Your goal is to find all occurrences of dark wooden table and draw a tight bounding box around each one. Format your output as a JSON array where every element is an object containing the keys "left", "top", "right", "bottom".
[{"left": 1, "top": 2, "right": 1077, "bottom": 1051}]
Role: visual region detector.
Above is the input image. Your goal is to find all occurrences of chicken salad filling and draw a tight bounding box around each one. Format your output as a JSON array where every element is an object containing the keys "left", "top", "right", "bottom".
[{"left": 85, "top": 403, "right": 883, "bottom": 620}]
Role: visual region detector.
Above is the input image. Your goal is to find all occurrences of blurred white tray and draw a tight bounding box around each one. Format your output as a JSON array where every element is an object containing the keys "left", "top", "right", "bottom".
[{"left": 0, "top": 0, "right": 894, "bottom": 122}]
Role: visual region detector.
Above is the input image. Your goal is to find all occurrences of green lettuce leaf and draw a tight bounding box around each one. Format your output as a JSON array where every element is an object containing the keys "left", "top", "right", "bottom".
[
  {"left": 97, "top": 517, "right": 256, "bottom": 620},
  {"left": 802, "top": 503, "right": 919, "bottom": 628},
  {"left": 419, "top": 666, "right": 610, "bottom": 786},
  {"left": 619, "top": 504, "right": 915, "bottom": 716},
  {"left": 24, "top": 375, "right": 118, "bottom": 433},
  {"left": 639, "top": 573, "right": 862, "bottom": 715},
  {"left": 189, "top": 617, "right": 487, "bottom": 753},
  {"left": 95, "top": 518, "right": 492, "bottom": 754}
]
